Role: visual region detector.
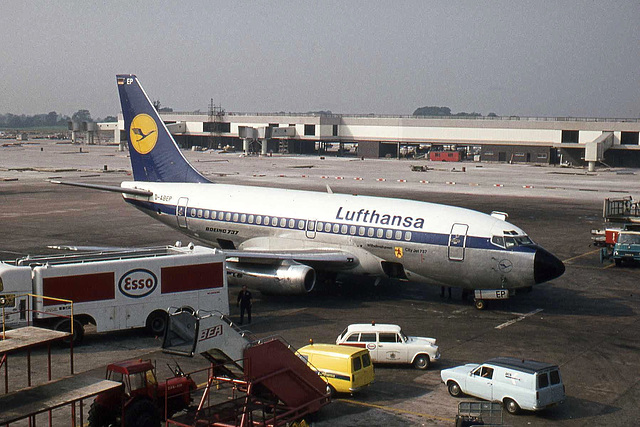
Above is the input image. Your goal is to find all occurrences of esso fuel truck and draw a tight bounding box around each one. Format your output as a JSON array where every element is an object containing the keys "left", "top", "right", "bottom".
[{"left": 0, "top": 244, "right": 228, "bottom": 344}]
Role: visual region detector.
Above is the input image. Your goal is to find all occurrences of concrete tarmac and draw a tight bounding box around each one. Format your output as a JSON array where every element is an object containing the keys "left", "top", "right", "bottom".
[{"left": 1, "top": 140, "right": 639, "bottom": 426}]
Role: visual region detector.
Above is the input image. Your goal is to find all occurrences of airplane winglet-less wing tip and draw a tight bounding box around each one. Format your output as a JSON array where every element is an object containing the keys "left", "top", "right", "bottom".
[{"left": 50, "top": 180, "right": 153, "bottom": 197}]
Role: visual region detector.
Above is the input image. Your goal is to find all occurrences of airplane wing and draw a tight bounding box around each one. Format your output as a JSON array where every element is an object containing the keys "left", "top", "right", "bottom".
[
  {"left": 46, "top": 245, "right": 360, "bottom": 270},
  {"left": 224, "top": 249, "right": 359, "bottom": 270}
]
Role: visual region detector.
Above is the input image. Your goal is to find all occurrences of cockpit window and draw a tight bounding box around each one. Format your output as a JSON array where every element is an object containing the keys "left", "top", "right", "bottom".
[
  {"left": 505, "top": 237, "right": 517, "bottom": 248},
  {"left": 491, "top": 236, "right": 505, "bottom": 247},
  {"left": 492, "top": 234, "right": 533, "bottom": 249},
  {"left": 514, "top": 236, "right": 533, "bottom": 245}
]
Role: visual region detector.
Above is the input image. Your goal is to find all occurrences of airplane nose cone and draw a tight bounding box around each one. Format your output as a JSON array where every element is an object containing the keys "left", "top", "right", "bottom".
[{"left": 534, "top": 247, "right": 565, "bottom": 284}]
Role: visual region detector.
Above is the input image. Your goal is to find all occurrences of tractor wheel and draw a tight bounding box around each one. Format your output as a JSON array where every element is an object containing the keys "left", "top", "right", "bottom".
[
  {"left": 124, "top": 398, "right": 160, "bottom": 427},
  {"left": 146, "top": 310, "right": 168, "bottom": 336},
  {"left": 87, "top": 402, "right": 116, "bottom": 427},
  {"left": 54, "top": 319, "right": 84, "bottom": 346}
]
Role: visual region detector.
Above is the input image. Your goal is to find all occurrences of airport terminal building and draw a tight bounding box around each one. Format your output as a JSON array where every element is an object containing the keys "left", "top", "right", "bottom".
[{"left": 110, "top": 112, "right": 640, "bottom": 168}]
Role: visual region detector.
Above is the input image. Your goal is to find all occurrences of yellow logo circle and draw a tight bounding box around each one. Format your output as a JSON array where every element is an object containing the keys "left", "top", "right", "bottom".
[{"left": 129, "top": 114, "right": 158, "bottom": 154}]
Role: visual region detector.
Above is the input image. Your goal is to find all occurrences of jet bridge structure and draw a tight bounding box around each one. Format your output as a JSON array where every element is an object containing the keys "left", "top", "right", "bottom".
[
  {"left": 162, "top": 309, "right": 330, "bottom": 427},
  {"left": 585, "top": 132, "right": 614, "bottom": 171}
]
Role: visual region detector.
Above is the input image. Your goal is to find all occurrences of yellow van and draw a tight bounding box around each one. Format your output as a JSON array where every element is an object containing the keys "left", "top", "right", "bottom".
[{"left": 297, "top": 343, "right": 374, "bottom": 395}]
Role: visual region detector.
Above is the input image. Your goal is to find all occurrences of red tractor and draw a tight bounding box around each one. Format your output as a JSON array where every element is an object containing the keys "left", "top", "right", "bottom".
[{"left": 88, "top": 359, "right": 196, "bottom": 427}]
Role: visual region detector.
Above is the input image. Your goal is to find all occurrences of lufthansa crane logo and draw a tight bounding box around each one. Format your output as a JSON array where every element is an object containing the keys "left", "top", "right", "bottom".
[
  {"left": 130, "top": 113, "right": 158, "bottom": 154},
  {"left": 498, "top": 259, "right": 513, "bottom": 273}
]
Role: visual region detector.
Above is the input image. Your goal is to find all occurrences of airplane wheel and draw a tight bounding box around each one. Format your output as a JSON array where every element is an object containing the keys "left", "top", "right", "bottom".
[{"left": 474, "top": 299, "right": 486, "bottom": 310}]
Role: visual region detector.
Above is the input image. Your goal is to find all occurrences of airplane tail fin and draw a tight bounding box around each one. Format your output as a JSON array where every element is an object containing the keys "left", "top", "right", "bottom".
[{"left": 116, "top": 74, "right": 210, "bottom": 183}]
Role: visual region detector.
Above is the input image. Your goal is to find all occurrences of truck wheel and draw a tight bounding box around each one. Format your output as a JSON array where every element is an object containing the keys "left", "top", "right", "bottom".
[
  {"left": 146, "top": 311, "right": 168, "bottom": 336},
  {"left": 504, "top": 398, "right": 521, "bottom": 415},
  {"left": 124, "top": 398, "right": 160, "bottom": 427},
  {"left": 474, "top": 299, "right": 486, "bottom": 310},
  {"left": 447, "top": 381, "right": 462, "bottom": 397},
  {"left": 54, "top": 319, "right": 84, "bottom": 345},
  {"left": 614, "top": 259, "right": 622, "bottom": 267},
  {"left": 326, "top": 383, "right": 336, "bottom": 398},
  {"left": 412, "top": 355, "right": 430, "bottom": 370},
  {"left": 87, "top": 402, "right": 115, "bottom": 427}
]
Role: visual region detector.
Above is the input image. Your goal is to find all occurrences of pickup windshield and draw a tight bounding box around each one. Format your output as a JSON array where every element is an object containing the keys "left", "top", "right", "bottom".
[{"left": 618, "top": 234, "right": 640, "bottom": 244}]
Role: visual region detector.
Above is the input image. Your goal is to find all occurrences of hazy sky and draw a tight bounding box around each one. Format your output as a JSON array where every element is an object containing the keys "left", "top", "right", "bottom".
[{"left": 1, "top": 1, "right": 638, "bottom": 119}]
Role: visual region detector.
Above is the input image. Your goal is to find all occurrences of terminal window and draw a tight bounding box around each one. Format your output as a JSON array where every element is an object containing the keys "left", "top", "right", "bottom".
[
  {"left": 621, "top": 131, "right": 639, "bottom": 145},
  {"left": 304, "top": 124, "right": 316, "bottom": 136},
  {"left": 561, "top": 130, "right": 579, "bottom": 143},
  {"left": 203, "top": 122, "right": 231, "bottom": 133}
]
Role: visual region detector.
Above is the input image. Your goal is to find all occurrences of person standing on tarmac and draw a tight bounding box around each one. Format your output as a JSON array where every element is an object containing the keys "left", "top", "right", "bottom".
[{"left": 237, "top": 285, "right": 253, "bottom": 325}]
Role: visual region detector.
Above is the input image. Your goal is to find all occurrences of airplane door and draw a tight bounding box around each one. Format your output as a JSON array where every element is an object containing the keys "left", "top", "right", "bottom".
[
  {"left": 448, "top": 223, "right": 468, "bottom": 261},
  {"left": 176, "top": 197, "right": 189, "bottom": 228},
  {"left": 306, "top": 219, "right": 317, "bottom": 239}
]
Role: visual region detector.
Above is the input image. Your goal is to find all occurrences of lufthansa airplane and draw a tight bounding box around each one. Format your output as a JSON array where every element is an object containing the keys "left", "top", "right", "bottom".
[{"left": 56, "top": 75, "right": 564, "bottom": 309}]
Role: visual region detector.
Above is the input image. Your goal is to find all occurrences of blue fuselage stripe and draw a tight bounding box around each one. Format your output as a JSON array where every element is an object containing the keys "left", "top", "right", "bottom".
[{"left": 127, "top": 199, "right": 535, "bottom": 254}]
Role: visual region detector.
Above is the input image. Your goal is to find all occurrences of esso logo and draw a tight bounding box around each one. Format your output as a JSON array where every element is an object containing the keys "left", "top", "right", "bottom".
[
  {"left": 366, "top": 343, "right": 376, "bottom": 350},
  {"left": 118, "top": 269, "right": 157, "bottom": 298}
]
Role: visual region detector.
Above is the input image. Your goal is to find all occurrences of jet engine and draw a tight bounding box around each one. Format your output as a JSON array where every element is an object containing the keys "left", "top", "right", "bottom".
[{"left": 227, "top": 261, "right": 316, "bottom": 295}]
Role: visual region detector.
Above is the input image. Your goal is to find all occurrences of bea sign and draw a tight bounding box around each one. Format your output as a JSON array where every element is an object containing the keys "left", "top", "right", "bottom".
[{"left": 118, "top": 269, "right": 158, "bottom": 298}]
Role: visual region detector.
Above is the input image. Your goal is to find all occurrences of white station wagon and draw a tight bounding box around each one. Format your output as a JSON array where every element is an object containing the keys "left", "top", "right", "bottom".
[{"left": 336, "top": 323, "right": 440, "bottom": 369}]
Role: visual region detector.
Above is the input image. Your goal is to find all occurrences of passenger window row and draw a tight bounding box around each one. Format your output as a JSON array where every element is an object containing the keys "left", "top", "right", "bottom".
[
  {"left": 345, "top": 332, "right": 401, "bottom": 343},
  {"left": 189, "top": 208, "right": 413, "bottom": 242}
]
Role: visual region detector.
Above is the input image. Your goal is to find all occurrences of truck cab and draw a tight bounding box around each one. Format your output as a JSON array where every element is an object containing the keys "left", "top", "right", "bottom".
[{"left": 610, "top": 231, "right": 640, "bottom": 266}]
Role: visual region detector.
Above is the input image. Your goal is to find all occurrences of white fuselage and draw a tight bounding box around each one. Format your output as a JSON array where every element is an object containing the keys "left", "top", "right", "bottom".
[{"left": 122, "top": 181, "right": 538, "bottom": 290}]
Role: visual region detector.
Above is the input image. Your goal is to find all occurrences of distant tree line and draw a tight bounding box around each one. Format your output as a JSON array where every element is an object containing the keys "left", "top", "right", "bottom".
[
  {"left": 0, "top": 110, "right": 117, "bottom": 129},
  {"left": 413, "top": 106, "right": 497, "bottom": 117}
]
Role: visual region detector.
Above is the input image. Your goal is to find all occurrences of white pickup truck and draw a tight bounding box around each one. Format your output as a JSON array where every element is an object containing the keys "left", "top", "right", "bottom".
[{"left": 336, "top": 322, "right": 440, "bottom": 369}]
